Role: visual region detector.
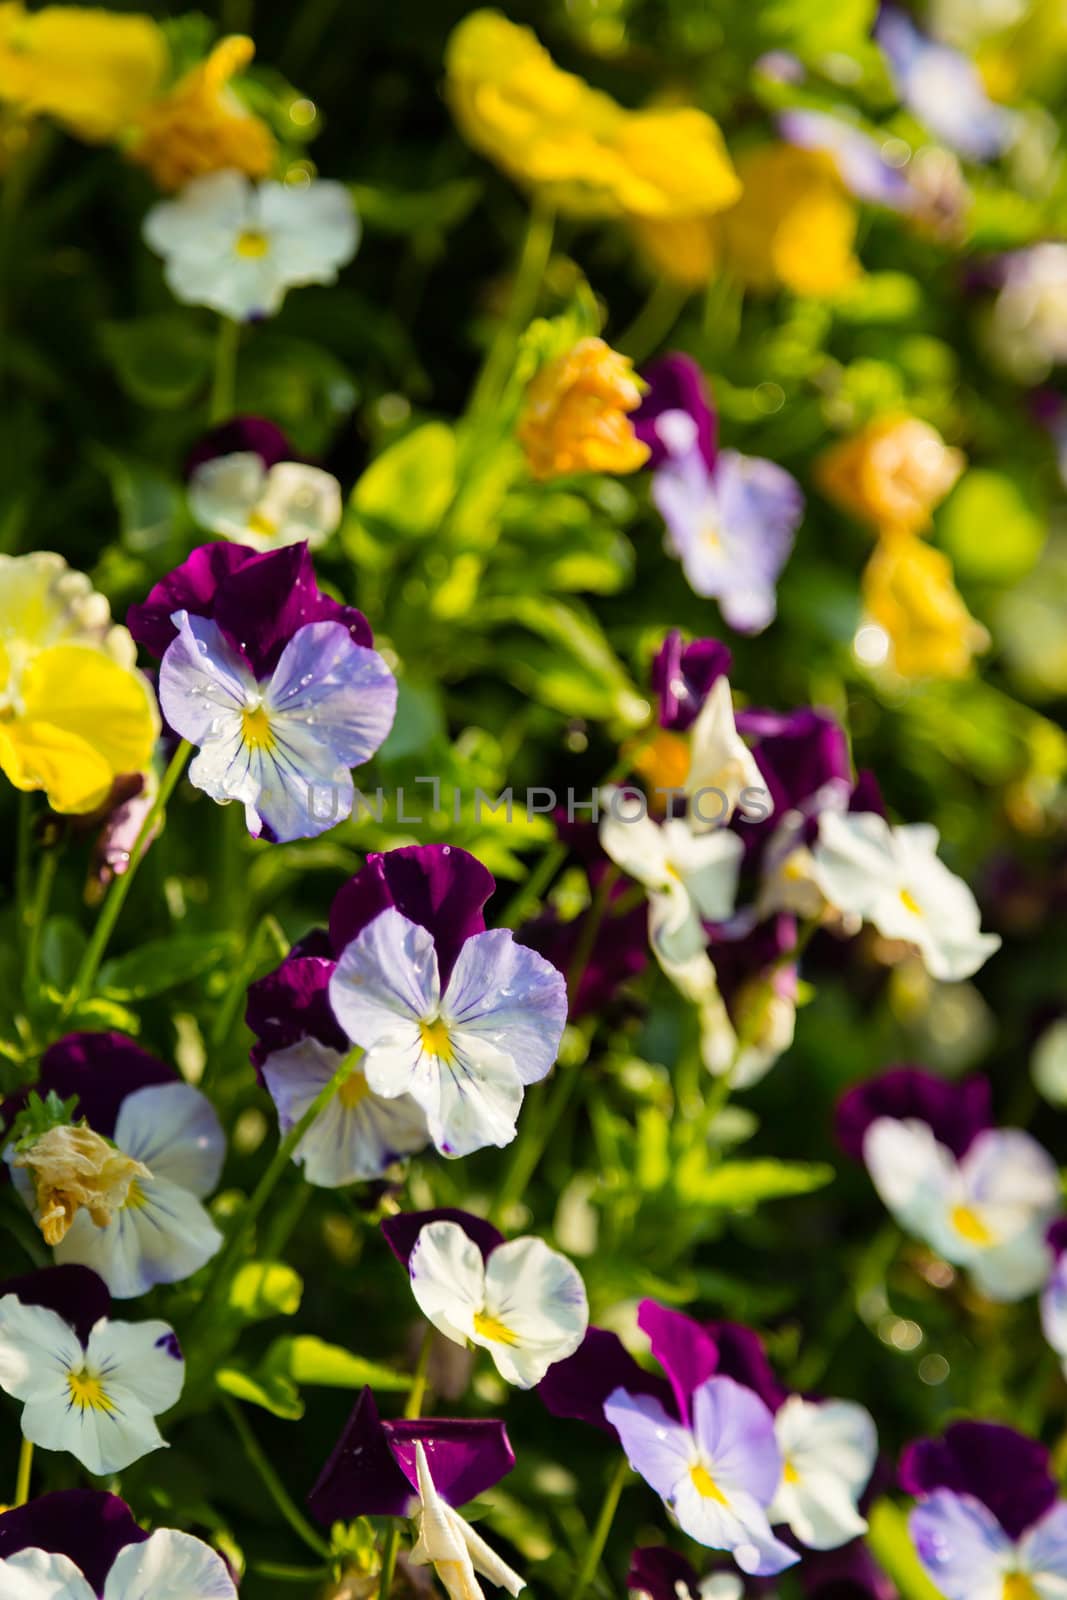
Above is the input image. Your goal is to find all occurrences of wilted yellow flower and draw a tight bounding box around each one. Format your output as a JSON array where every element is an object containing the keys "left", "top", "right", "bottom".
[
  {"left": 14, "top": 1122, "right": 150, "bottom": 1246},
  {"left": 0, "top": 3, "right": 166, "bottom": 141},
  {"left": 517, "top": 336, "right": 650, "bottom": 481},
  {"left": 817, "top": 415, "right": 966, "bottom": 537},
  {"left": 0, "top": 552, "right": 159, "bottom": 814},
  {"left": 445, "top": 10, "right": 739, "bottom": 223},
  {"left": 717, "top": 144, "right": 861, "bottom": 297},
  {"left": 862, "top": 532, "right": 989, "bottom": 680},
  {"left": 129, "top": 35, "right": 276, "bottom": 193}
]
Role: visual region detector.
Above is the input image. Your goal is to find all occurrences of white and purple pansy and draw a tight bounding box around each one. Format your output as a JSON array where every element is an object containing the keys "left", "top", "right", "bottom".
[
  {"left": 902, "top": 1421, "right": 1067, "bottom": 1599},
  {"left": 3, "top": 1032, "right": 225, "bottom": 1300},
  {"left": 382, "top": 1208, "right": 589, "bottom": 1388},
  {"left": 837, "top": 1066, "right": 1061, "bottom": 1300},
  {"left": 1039, "top": 1220, "right": 1067, "bottom": 1376},
  {"left": 0, "top": 1266, "right": 184, "bottom": 1476},
  {"left": 0, "top": 1488, "right": 236, "bottom": 1599},
  {"left": 875, "top": 6, "right": 1014, "bottom": 163},
  {"left": 632, "top": 356, "right": 803, "bottom": 635},
  {"left": 325, "top": 847, "right": 568, "bottom": 1158},
  {"left": 127, "top": 542, "right": 396, "bottom": 843},
  {"left": 777, "top": 109, "right": 915, "bottom": 210}
]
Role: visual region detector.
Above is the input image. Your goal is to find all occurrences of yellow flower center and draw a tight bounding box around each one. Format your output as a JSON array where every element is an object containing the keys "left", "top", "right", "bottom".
[
  {"left": 1003, "top": 1577, "right": 1039, "bottom": 1600},
  {"left": 235, "top": 228, "right": 270, "bottom": 258},
  {"left": 783, "top": 1459, "right": 800, "bottom": 1485},
  {"left": 700, "top": 517, "right": 721, "bottom": 552},
  {"left": 951, "top": 1205, "right": 995, "bottom": 1246},
  {"left": 472, "top": 1310, "right": 520, "bottom": 1346},
  {"left": 338, "top": 1072, "right": 371, "bottom": 1110},
  {"left": 899, "top": 887, "right": 922, "bottom": 915},
  {"left": 247, "top": 508, "right": 278, "bottom": 539},
  {"left": 241, "top": 704, "right": 274, "bottom": 750},
  {"left": 67, "top": 1370, "right": 115, "bottom": 1414},
  {"left": 689, "top": 1462, "right": 728, "bottom": 1504},
  {"left": 419, "top": 1016, "right": 454, "bottom": 1063}
]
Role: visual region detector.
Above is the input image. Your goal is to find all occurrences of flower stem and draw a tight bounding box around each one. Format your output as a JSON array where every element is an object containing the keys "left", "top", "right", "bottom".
[
  {"left": 63, "top": 740, "right": 191, "bottom": 1017},
  {"left": 14, "top": 1436, "right": 33, "bottom": 1507},
  {"left": 405, "top": 1324, "right": 435, "bottom": 1420},
  {"left": 573, "top": 1455, "right": 628, "bottom": 1600},
  {"left": 222, "top": 1397, "right": 333, "bottom": 1559},
  {"left": 469, "top": 198, "right": 555, "bottom": 419},
  {"left": 377, "top": 1525, "right": 401, "bottom": 1600},
  {"left": 210, "top": 316, "right": 241, "bottom": 423},
  {"left": 497, "top": 841, "right": 567, "bottom": 931},
  {"left": 615, "top": 278, "right": 688, "bottom": 367},
  {"left": 23, "top": 837, "right": 60, "bottom": 1001}
]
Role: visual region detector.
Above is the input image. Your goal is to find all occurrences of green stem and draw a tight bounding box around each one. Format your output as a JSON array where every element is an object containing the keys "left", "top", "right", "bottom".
[
  {"left": 616, "top": 278, "right": 688, "bottom": 366},
  {"left": 252, "top": 1562, "right": 332, "bottom": 1582},
  {"left": 191, "top": 1048, "right": 358, "bottom": 1334},
  {"left": 23, "top": 839, "right": 59, "bottom": 1000},
  {"left": 210, "top": 317, "right": 241, "bottom": 423},
  {"left": 405, "top": 1324, "right": 435, "bottom": 1420},
  {"left": 202, "top": 915, "right": 289, "bottom": 1089},
  {"left": 64, "top": 740, "right": 191, "bottom": 1016},
  {"left": 378, "top": 1524, "right": 401, "bottom": 1600},
  {"left": 497, "top": 841, "right": 567, "bottom": 931},
  {"left": 222, "top": 1397, "right": 332, "bottom": 1559},
  {"left": 14, "top": 1436, "right": 33, "bottom": 1507},
  {"left": 15, "top": 793, "right": 32, "bottom": 938},
  {"left": 573, "top": 1455, "right": 628, "bottom": 1600},
  {"left": 469, "top": 199, "right": 555, "bottom": 418}
]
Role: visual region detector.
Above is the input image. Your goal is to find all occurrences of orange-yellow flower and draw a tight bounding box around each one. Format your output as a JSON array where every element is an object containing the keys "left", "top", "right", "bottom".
[
  {"left": 716, "top": 145, "right": 861, "bottom": 297},
  {"left": 445, "top": 10, "right": 739, "bottom": 223},
  {"left": 817, "top": 415, "right": 965, "bottom": 537},
  {"left": 861, "top": 532, "right": 988, "bottom": 680},
  {"left": 517, "top": 337, "right": 650, "bottom": 481},
  {"left": 0, "top": 3, "right": 166, "bottom": 141},
  {"left": 129, "top": 35, "right": 276, "bottom": 193}
]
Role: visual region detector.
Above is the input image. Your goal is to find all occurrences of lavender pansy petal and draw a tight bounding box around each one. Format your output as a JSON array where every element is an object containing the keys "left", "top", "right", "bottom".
[
  {"left": 637, "top": 1300, "right": 719, "bottom": 1424},
  {"left": 690, "top": 1376, "right": 783, "bottom": 1506},
  {"left": 263, "top": 619, "right": 397, "bottom": 771},
  {"left": 381, "top": 1208, "right": 505, "bottom": 1268},
  {"left": 0, "top": 1266, "right": 110, "bottom": 1347},
  {"left": 0, "top": 1491, "right": 148, "bottom": 1592},
  {"left": 778, "top": 109, "right": 915, "bottom": 208},
  {"left": 329, "top": 908, "right": 441, "bottom": 1044},
  {"left": 603, "top": 1387, "right": 697, "bottom": 1500},
  {"left": 875, "top": 7, "right": 1012, "bottom": 162},
  {"left": 538, "top": 1326, "right": 675, "bottom": 1435},
  {"left": 899, "top": 1421, "right": 1058, "bottom": 1540},
  {"left": 443, "top": 928, "right": 568, "bottom": 1087},
  {"left": 1018, "top": 1500, "right": 1067, "bottom": 1580},
  {"left": 711, "top": 449, "right": 804, "bottom": 632},
  {"left": 836, "top": 1068, "right": 993, "bottom": 1163},
  {"left": 908, "top": 1491, "right": 1011, "bottom": 1599}
]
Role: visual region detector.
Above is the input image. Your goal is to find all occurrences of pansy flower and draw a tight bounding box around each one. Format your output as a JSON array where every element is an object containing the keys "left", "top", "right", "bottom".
[
  {"left": 634, "top": 356, "right": 803, "bottom": 634},
  {"left": 383, "top": 1209, "right": 588, "bottom": 1388},
  {"left": 876, "top": 6, "right": 1014, "bottom": 163},
  {"left": 0, "top": 1266, "right": 183, "bottom": 1475},
  {"left": 837, "top": 1066, "right": 1060, "bottom": 1300},
  {"left": 650, "top": 630, "right": 732, "bottom": 733},
  {"left": 143, "top": 168, "right": 360, "bottom": 321},
  {"left": 128, "top": 541, "right": 396, "bottom": 842},
  {"left": 903, "top": 1422, "right": 1067, "bottom": 1598},
  {"left": 777, "top": 110, "right": 915, "bottom": 210},
  {"left": 4, "top": 1032, "right": 225, "bottom": 1299},
  {"left": 188, "top": 454, "right": 342, "bottom": 554},
  {"left": 0, "top": 1488, "right": 236, "bottom": 1599},
  {"left": 810, "top": 809, "right": 1001, "bottom": 980},
  {"left": 327, "top": 847, "right": 567, "bottom": 1158}
]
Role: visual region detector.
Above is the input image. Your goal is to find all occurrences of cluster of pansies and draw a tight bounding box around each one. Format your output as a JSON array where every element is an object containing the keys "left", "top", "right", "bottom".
[{"left": 4, "top": 1, "right": 1067, "bottom": 1598}]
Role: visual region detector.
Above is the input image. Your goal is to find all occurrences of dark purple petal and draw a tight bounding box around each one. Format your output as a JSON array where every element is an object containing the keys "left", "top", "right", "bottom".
[
  {"left": 0, "top": 1266, "right": 110, "bottom": 1347},
  {"left": 0, "top": 1490, "right": 148, "bottom": 1594},
  {"left": 4, "top": 1032, "right": 177, "bottom": 1141},
  {"left": 633, "top": 355, "right": 718, "bottom": 472},
  {"left": 849, "top": 770, "right": 885, "bottom": 818},
  {"left": 184, "top": 416, "right": 295, "bottom": 479},
  {"left": 308, "top": 1388, "right": 414, "bottom": 1522},
  {"left": 381, "top": 1209, "right": 505, "bottom": 1269},
  {"left": 651, "top": 631, "right": 733, "bottom": 732},
  {"left": 385, "top": 1417, "right": 514, "bottom": 1507},
  {"left": 628, "top": 1545, "right": 702, "bottom": 1600},
  {"left": 803, "top": 1538, "right": 896, "bottom": 1598},
  {"left": 518, "top": 877, "right": 648, "bottom": 1021},
  {"left": 127, "top": 543, "right": 253, "bottom": 660},
  {"left": 637, "top": 1301, "right": 718, "bottom": 1425},
  {"left": 245, "top": 934, "right": 347, "bottom": 1073},
  {"left": 1048, "top": 1218, "right": 1067, "bottom": 1260},
  {"left": 538, "top": 1326, "right": 676, "bottom": 1436},
  {"left": 736, "top": 708, "right": 850, "bottom": 837},
  {"left": 836, "top": 1068, "right": 993, "bottom": 1162},
  {"left": 899, "top": 1421, "right": 1057, "bottom": 1541},
  {"left": 706, "top": 1321, "right": 788, "bottom": 1415},
  {"left": 709, "top": 915, "right": 798, "bottom": 1019},
  {"left": 329, "top": 845, "right": 496, "bottom": 989}
]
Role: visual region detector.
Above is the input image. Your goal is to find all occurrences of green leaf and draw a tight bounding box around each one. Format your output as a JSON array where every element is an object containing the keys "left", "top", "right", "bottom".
[
  {"left": 39, "top": 917, "right": 87, "bottom": 991},
  {"left": 351, "top": 179, "right": 482, "bottom": 235},
  {"left": 227, "top": 1261, "right": 304, "bottom": 1321},
  {"left": 100, "top": 317, "right": 214, "bottom": 409},
  {"left": 685, "top": 1159, "right": 835, "bottom": 1209},
  {"left": 215, "top": 1365, "right": 304, "bottom": 1421},
  {"left": 481, "top": 596, "right": 648, "bottom": 729},
  {"left": 98, "top": 934, "right": 239, "bottom": 1001},
  {"left": 866, "top": 1500, "right": 944, "bottom": 1599},
  {"left": 938, "top": 468, "right": 1046, "bottom": 584},
  {"left": 261, "top": 1335, "right": 410, "bottom": 1392},
  {"left": 353, "top": 422, "right": 456, "bottom": 539}
]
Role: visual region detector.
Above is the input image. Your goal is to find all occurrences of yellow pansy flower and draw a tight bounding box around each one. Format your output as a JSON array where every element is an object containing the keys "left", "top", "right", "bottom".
[
  {"left": 517, "top": 336, "right": 650, "bottom": 481},
  {"left": 129, "top": 34, "right": 276, "bottom": 193},
  {"left": 0, "top": 553, "right": 159, "bottom": 814},
  {"left": 0, "top": 3, "right": 166, "bottom": 142},
  {"left": 861, "top": 532, "right": 989, "bottom": 681},
  {"left": 717, "top": 144, "right": 861, "bottom": 297},
  {"left": 817, "top": 415, "right": 965, "bottom": 538},
  {"left": 444, "top": 9, "right": 739, "bottom": 222}
]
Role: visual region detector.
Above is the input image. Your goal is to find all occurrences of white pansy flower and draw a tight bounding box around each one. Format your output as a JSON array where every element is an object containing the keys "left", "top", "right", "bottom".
[
  {"left": 0, "top": 1295, "right": 183, "bottom": 1475},
  {"left": 599, "top": 789, "right": 743, "bottom": 967},
  {"left": 144, "top": 169, "right": 359, "bottom": 320},
  {"left": 408, "top": 1219, "right": 588, "bottom": 1388},
  {"left": 685, "top": 676, "right": 768, "bottom": 832},
  {"left": 188, "top": 453, "right": 342, "bottom": 552},
  {"left": 768, "top": 1395, "right": 877, "bottom": 1550},
  {"left": 261, "top": 1037, "right": 429, "bottom": 1186},
  {"left": 864, "top": 1118, "right": 1059, "bottom": 1301},
  {"left": 409, "top": 1440, "right": 525, "bottom": 1600},
  {"left": 9, "top": 1083, "right": 225, "bottom": 1299},
  {"left": 810, "top": 811, "right": 1001, "bottom": 981},
  {"left": 0, "top": 1530, "right": 236, "bottom": 1600}
]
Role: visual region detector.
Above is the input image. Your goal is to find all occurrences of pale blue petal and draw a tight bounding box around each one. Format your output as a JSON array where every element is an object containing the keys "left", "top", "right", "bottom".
[
  {"left": 1019, "top": 1501, "right": 1067, "bottom": 1582},
  {"left": 909, "top": 1491, "right": 1013, "bottom": 1600},
  {"left": 330, "top": 908, "right": 441, "bottom": 1042},
  {"left": 604, "top": 1387, "right": 696, "bottom": 1500},
  {"left": 266, "top": 620, "right": 397, "bottom": 770},
  {"left": 158, "top": 610, "right": 254, "bottom": 749},
  {"left": 444, "top": 929, "right": 568, "bottom": 1087},
  {"left": 113, "top": 1083, "right": 225, "bottom": 1198}
]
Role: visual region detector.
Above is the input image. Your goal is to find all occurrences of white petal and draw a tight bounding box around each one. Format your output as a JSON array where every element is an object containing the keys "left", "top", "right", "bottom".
[
  {"left": 480, "top": 1236, "right": 588, "bottom": 1387},
  {"left": 409, "top": 1220, "right": 488, "bottom": 1347},
  {"left": 158, "top": 611, "right": 257, "bottom": 764},
  {"left": 443, "top": 928, "right": 567, "bottom": 1087},
  {"left": 648, "top": 881, "right": 708, "bottom": 966},
  {"left": 114, "top": 1082, "right": 225, "bottom": 1197},
  {"left": 862, "top": 1116, "right": 955, "bottom": 1244},
  {"left": 22, "top": 1384, "right": 165, "bottom": 1476},
  {"left": 0, "top": 1298, "right": 82, "bottom": 1403},
  {"left": 0, "top": 1549, "right": 97, "bottom": 1600},
  {"left": 425, "top": 1034, "right": 525, "bottom": 1159},
  {"left": 256, "top": 463, "right": 342, "bottom": 549},
  {"left": 187, "top": 454, "right": 266, "bottom": 540},
  {"left": 686, "top": 677, "right": 766, "bottom": 829},
  {"left": 54, "top": 1177, "right": 222, "bottom": 1299},
  {"left": 598, "top": 791, "right": 670, "bottom": 888},
  {"left": 86, "top": 1318, "right": 184, "bottom": 1414},
  {"left": 660, "top": 819, "right": 743, "bottom": 921},
  {"left": 104, "top": 1529, "right": 237, "bottom": 1600}
]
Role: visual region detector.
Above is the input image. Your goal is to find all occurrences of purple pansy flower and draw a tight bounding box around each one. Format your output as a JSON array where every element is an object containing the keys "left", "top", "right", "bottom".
[
  {"left": 3, "top": 1032, "right": 225, "bottom": 1299},
  {"left": 128, "top": 542, "right": 396, "bottom": 842},
  {"left": 652, "top": 630, "right": 733, "bottom": 732},
  {"left": 539, "top": 1324, "right": 674, "bottom": 1437},
  {"left": 0, "top": 1265, "right": 110, "bottom": 1346},
  {"left": 634, "top": 355, "right": 718, "bottom": 472},
  {"left": 909, "top": 1488, "right": 1067, "bottom": 1599},
  {"left": 836, "top": 1066, "right": 993, "bottom": 1163},
  {"left": 0, "top": 1490, "right": 235, "bottom": 1598},
  {"left": 183, "top": 415, "right": 295, "bottom": 479},
  {"left": 307, "top": 1385, "right": 514, "bottom": 1524},
  {"left": 778, "top": 109, "right": 915, "bottom": 209},
  {"left": 875, "top": 7, "right": 1013, "bottom": 163},
  {"left": 900, "top": 1422, "right": 1059, "bottom": 1543}
]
